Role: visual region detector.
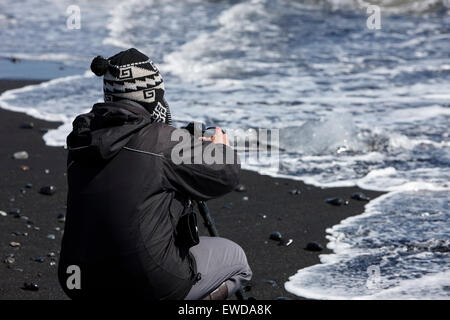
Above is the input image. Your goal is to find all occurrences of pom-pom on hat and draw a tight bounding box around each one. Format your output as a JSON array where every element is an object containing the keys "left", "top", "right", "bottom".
[{"left": 90, "top": 48, "right": 171, "bottom": 124}]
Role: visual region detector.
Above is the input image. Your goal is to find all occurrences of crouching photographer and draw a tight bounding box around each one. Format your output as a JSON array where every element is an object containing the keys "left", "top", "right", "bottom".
[{"left": 58, "top": 48, "right": 252, "bottom": 300}]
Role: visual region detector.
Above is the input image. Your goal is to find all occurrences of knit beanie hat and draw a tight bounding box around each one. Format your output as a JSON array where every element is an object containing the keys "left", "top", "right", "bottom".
[{"left": 90, "top": 48, "right": 171, "bottom": 124}]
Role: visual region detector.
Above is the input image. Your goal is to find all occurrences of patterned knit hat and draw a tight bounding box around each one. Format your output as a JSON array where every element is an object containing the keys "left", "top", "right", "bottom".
[{"left": 90, "top": 48, "right": 171, "bottom": 124}]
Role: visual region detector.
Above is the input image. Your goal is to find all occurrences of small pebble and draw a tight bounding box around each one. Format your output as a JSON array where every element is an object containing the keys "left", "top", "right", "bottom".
[
  {"left": 0, "top": 210, "right": 7, "bottom": 217},
  {"left": 278, "top": 238, "right": 294, "bottom": 246},
  {"left": 44, "top": 169, "right": 50, "bottom": 174},
  {"left": 25, "top": 183, "right": 33, "bottom": 188},
  {"left": 20, "top": 122, "right": 34, "bottom": 129},
  {"left": 242, "top": 196, "right": 249, "bottom": 201},
  {"left": 20, "top": 165, "right": 30, "bottom": 171},
  {"left": 288, "top": 189, "right": 301, "bottom": 195},
  {"left": 32, "top": 257, "right": 45, "bottom": 263},
  {"left": 13, "top": 151, "right": 29, "bottom": 160},
  {"left": 55, "top": 227, "right": 61, "bottom": 231},
  {"left": 262, "top": 279, "right": 278, "bottom": 287},
  {"left": 33, "top": 226, "right": 40, "bottom": 231},
  {"left": 351, "top": 192, "right": 371, "bottom": 201},
  {"left": 47, "top": 234, "right": 56, "bottom": 240},
  {"left": 269, "top": 231, "right": 282, "bottom": 241},
  {"left": 4, "top": 256, "right": 15, "bottom": 264},
  {"left": 39, "top": 185, "right": 56, "bottom": 195},
  {"left": 257, "top": 213, "right": 267, "bottom": 219},
  {"left": 50, "top": 261, "right": 56, "bottom": 266},
  {"left": 20, "top": 188, "right": 26, "bottom": 194},
  {"left": 305, "top": 242, "right": 323, "bottom": 252},
  {"left": 10, "top": 242, "right": 21, "bottom": 248},
  {"left": 22, "top": 282, "right": 39, "bottom": 291},
  {"left": 47, "top": 252, "right": 56, "bottom": 258},
  {"left": 234, "top": 184, "right": 247, "bottom": 192},
  {"left": 325, "top": 197, "right": 348, "bottom": 206},
  {"left": 9, "top": 208, "right": 21, "bottom": 216}
]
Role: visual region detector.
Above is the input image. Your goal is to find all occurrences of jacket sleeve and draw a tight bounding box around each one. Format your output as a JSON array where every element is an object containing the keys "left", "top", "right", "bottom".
[{"left": 161, "top": 127, "right": 240, "bottom": 201}]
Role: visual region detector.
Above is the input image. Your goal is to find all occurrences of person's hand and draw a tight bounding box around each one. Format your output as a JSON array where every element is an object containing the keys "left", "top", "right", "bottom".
[{"left": 200, "top": 127, "right": 229, "bottom": 146}]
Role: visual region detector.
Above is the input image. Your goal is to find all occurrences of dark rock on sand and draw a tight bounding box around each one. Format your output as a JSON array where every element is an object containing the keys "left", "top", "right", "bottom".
[
  {"left": 39, "top": 185, "right": 56, "bottom": 195},
  {"left": 20, "top": 122, "right": 34, "bottom": 129},
  {"left": 325, "top": 197, "right": 349, "bottom": 206},
  {"left": 57, "top": 213, "right": 66, "bottom": 223},
  {"left": 22, "top": 282, "right": 39, "bottom": 291},
  {"left": 269, "top": 231, "right": 282, "bottom": 241},
  {"left": 31, "top": 257, "right": 45, "bottom": 263},
  {"left": 351, "top": 192, "right": 371, "bottom": 201},
  {"left": 25, "top": 183, "right": 33, "bottom": 188},
  {"left": 305, "top": 242, "right": 323, "bottom": 252},
  {"left": 9, "top": 208, "right": 21, "bottom": 218},
  {"left": 234, "top": 184, "right": 247, "bottom": 192}
]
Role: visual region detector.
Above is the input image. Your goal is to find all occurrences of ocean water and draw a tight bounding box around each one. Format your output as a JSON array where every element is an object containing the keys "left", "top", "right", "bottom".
[{"left": 0, "top": 0, "right": 449, "bottom": 299}]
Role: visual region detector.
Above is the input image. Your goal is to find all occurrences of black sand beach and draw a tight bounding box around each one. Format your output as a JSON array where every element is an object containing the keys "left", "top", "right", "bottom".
[{"left": 0, "top": 80, "right": 384, "bottom": 300}]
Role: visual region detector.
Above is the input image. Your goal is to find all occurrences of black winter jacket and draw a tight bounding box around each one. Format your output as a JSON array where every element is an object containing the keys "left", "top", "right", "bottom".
[{"left": 58, "top": 102, "right": 240, "bottom": 300}]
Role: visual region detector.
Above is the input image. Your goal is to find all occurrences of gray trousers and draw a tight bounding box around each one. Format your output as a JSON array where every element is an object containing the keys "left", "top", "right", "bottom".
[{"left": 184, "top": 236, "right": 252, "bottom": 300}]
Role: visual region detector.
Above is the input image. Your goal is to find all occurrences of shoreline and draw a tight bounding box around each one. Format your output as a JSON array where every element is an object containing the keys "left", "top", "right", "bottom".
[{"left": 0, "top": 79, "right": 384, "bottom": 300}]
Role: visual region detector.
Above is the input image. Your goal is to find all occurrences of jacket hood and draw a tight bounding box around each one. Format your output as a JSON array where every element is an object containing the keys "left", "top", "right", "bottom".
[{"left": 67, "top": 102, "right": 152, "bottom": 162}]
